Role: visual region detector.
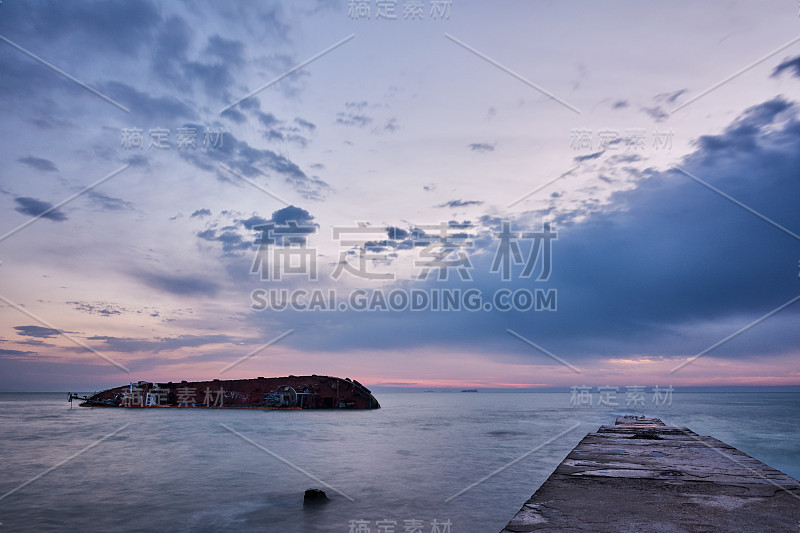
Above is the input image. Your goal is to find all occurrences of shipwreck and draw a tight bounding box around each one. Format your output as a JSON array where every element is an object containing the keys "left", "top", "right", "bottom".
[{"left": 68, "top": 375, "right": 380, "bottom": 410}]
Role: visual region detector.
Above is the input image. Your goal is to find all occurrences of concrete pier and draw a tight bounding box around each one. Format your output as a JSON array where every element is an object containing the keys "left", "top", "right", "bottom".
[{"left": 502, "top": 417, "right": 800, "bottom": 532}]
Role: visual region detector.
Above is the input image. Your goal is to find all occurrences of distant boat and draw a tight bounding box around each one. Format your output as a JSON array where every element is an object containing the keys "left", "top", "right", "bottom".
[{"left": 461, "top": 389, "right": 478, "bottom": 393}]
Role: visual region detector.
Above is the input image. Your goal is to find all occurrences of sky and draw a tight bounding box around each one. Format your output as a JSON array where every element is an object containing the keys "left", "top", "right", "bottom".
[{"left": 0, "top": 0, "right": 798, "bottom": 391}]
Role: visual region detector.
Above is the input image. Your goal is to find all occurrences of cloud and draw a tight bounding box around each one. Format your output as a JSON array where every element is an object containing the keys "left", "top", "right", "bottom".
[
  {"left": 14, "top": 325, "right": 62, "bottom": 338},
  {"left": 693, "top": 97, "right": 793, "bottom": 154},
  {"left": 381, "top": 118, "right": 399, "bottom": 133},
  {"left": 221, "top": 108, "right": 247, "bottom": 123},
  {"left": 125, "top": 154, "right": 149, "bottom": 168},
  {"left": 386, "top": 226, "right": 409, "bottom": 239},
  {"left": 0, "top": 0, "right": 160, "bottom": 57},
  {"left": 270, "top": 205, "right": 314, "bottom": 225},
  {"left": 191, "top": 209, "right": 212, "bottom": 218},
  {"left": 150, "top": 17, "right": 246, "bottom": 101},
  {"left": 195, "top": 206, "right": 315, "bottom": 256},
  {"left": 468, "top": 143, "right": 494, "bottom": 153},
  {"left": 655, "top": 89, "right": 687, "bottom": 104},
  {"left": 0, "top": 348, "right": 35, "bottom": 358},
  {"left": 240, "top": 215, "right": 270, "bottom": 229},
  {"left": 336, "top": 113, "right": 372, "bottom": 127},
  {"left": 101, "top": 81, "right": 196, "bottom": 121},
  {"left": 772, "top": 56, "right": 800, "bottom": 78},
  {"left": 151, "top": 15, "right": 193, "bottom": 86},
  {"left": 205, "top": 34, "right": 245, "bottom": 66},
  {"left": 86, "top": 191, "right": 134, "bottom": 211},
  {"left": 612, "top": 100, "right": 629, "bottom": 109},
  {"left": 67, "top": 302, "right": 129, "bottom": 317},
  {"left": 135, "top": 271, "right": 220, "bottom": 296},
  {"left": 18, "top": 156, "right": 58, "bottom": 172},
  {"left": 254, "top": 111, "right": 311, "bottom": 146},
  {"left": 259, "top": 112, "right": 279, "bottom": 127},
  {"left": 641, "top": 89, "right": 687, "bottom": 122},
  {"left": 642, "top": 106, "right": 669, "bottom": 122},
  {"left": 178, "top": 127, "right": 328, "bottom": 200},
  {"left": 247, "top": 96, "right": 800, "bottom": 361},
  {"left": 295, "top": 118, "right": 316, "bottom": 130},
  {"left": 86, "top": 333, "right": 238, "bottom": 354},
  {"left": 573, "top": 150, "right": 604, "bottom": 162},
  {"left": 13, "top": 197, "right": 68, "bottom": 221},
  {"left": 436, "top": 200, "right": 484, "bottom": 208},
  {"left": 197, "top": 228, "right": 251, "bottom": 253}
]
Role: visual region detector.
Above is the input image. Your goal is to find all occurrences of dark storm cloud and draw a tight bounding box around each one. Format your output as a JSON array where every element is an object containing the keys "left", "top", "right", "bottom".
[
  {"left": 772, "top": 56, "right": 800, "bottom": 78},
  {"left": 18, "top": 156, "right": 58, "bottom": 172},
  {"left": 135, "top": 271, "right": 220, "bottom": 297},
  {"left": 13, "top": 197, "right": 67, "bottom": 221},
  {"left": 249, "top": 97, "right": 800, "bottom": 360},
  {"left": 436, "top": 200, "right": 484, "bottom": 208},
  {"left": 14, "top": 326, "right": 62, "bottom": 338},
  {"left": 468, "top": 143, "right": 494, "bottom": 153}
]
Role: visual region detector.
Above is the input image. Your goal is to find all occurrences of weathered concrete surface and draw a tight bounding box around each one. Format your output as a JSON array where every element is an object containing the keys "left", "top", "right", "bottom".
[{"left": 502, "top": 417, "right": 800, "bottom": 532}]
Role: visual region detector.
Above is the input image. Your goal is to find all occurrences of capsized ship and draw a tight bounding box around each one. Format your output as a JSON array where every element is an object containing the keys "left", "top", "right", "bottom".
[{"left": 69, "top": 375, "right": 380, "bottom": 409}]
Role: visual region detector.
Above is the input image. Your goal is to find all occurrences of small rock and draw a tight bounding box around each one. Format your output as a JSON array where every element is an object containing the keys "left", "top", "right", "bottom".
[{"left": 304, "top": 488, "right": 328, "bottom": 505}]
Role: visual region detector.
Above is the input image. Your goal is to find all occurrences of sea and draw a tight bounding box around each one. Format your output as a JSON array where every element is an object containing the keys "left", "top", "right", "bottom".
[{"left": 0, "top": 391, "right": 798, "bottom": 533}]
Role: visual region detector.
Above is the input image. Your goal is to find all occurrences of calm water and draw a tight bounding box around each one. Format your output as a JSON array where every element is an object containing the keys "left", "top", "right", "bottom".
[{"left": 0, "top": 392, "right": 798, "bottom": 532}]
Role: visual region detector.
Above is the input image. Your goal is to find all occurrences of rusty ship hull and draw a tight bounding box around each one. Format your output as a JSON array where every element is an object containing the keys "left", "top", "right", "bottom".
[{"left": 71, "top": 375, "right": 380, "bottom": 409}]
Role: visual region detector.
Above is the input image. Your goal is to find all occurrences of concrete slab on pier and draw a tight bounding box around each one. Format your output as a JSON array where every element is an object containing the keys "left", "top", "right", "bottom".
[{"left": 502, "top": 417, "right": 800, "bottom": 532}]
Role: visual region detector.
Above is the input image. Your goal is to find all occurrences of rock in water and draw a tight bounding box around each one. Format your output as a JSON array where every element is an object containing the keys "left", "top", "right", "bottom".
[{"left": 304, "top": 489, "right": 328, "bottom": 505}]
